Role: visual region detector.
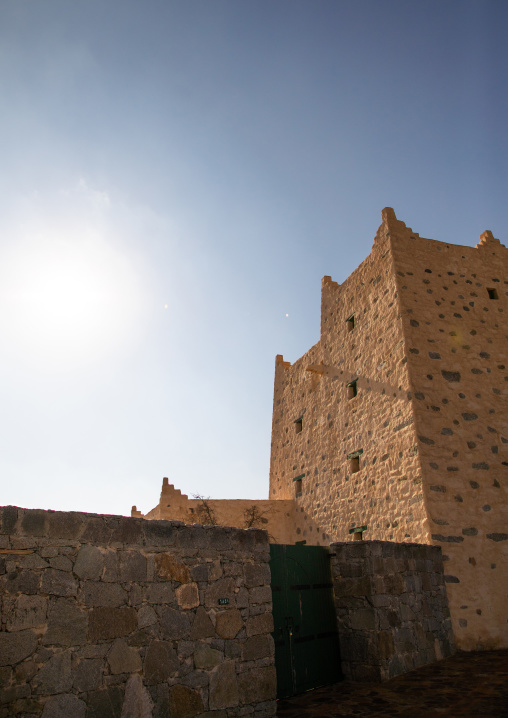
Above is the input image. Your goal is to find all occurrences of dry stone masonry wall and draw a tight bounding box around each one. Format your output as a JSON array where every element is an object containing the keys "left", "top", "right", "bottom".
[
  {"left": 0, "top": 506, "right": 276, "bottom": 718},
  {"left": 330, "top": 540, "right": 455, "bottom": 681}
]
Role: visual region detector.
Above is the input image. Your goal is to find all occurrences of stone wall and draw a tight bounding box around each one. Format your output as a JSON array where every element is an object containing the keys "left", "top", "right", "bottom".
[
  {"left": 267, "top": 207, "right": 507, "bottom": 651},
  {"left": 330, "top": 540, "right": 455, "bottom": 681},
  {"left": 269, "top": 209, "right": 430, "bottom": 545},
  {"left": 0, "top": 506, "right": 276, "bottom": 718},
  {"left": 389, "top": 214, "right": 508, "bottom": 650}
]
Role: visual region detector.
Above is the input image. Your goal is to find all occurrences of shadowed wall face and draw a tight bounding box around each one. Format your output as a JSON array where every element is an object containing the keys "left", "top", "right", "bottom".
[
  {"left": 0, "top": 506, "right": 277, "bottom": 717},
  {"left": 330, "top": 540, "right": 455, "bottom": 681}
]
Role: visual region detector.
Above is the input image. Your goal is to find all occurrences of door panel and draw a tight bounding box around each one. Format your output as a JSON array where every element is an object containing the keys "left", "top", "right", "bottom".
[{"left": 270, "top": 544, "right": 342, "bottom": 699}]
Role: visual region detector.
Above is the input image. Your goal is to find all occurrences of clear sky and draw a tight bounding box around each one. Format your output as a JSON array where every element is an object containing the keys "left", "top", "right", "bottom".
[{"left": 1, "top": 1, "right": 507, "bottom": 516}]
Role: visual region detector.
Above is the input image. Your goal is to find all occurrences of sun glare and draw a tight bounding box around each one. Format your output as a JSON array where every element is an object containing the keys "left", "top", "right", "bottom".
[{"left": 0, "top": 229, "right": 143, "bottom": 370}]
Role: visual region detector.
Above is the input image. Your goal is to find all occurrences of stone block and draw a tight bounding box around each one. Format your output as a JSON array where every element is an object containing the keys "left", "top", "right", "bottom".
[
  {"left": 128, "top": 627, "right": 156, "bottom": 647},
  {"left": 245, "top": 613, "right": 273, "bottom": 637},
  {"left": 190, "top": 564, "right": 209, "bottom": 581},
  {"left": 103, "top": 551, "right": 120, "bottom": 581},
  {"left": 176, "top": 582, "right": 199, "bottom": 609},
  {"left": 244, "top": 563, "right": 270, "bottom": 588},
  {"left": 144, "top": 640, "right": 179, "bottom": 684},
  {"left": 110, "top": 517, "right": 143, "bottom": 545},
  {"left": 118, "top": 551, "right": 147, "bottom": 582},
  {"left": 121, "top": 673, "right": 153, "bottom": 718},
  {"left": 81, "top": 517, "right": 113, "bottom": 544},
  {"left": 160, "top": 606, "right": 190, "bottom": 640},
  {"left": 73, "top": 544, "right": 104, "bottom": 580},
  {"left": 41, "top": 693, "right": 86, "bottom": 718},
  {"left": 241, "top": 634, "right": 272, "bottom": 662},
  {"left": 0, "top": 683, "right": 31, "bottom": 704},
  {"left": 378, "top": 630, "right": 395, "bottom": 660},
  {"left": 207, "top": 530, "right": 233, "bottom": 551},
  {"left": 47, "top": 512, "right": 83, "bottom": 540},
  {"left": 209, "top": 661, "right": 239, "bottom": 710},
  {"left": 137, "top": 604, "right": 158, "bottom": 628},
  {"left": 168, "top": 685, "right": 204, "bottom": 718},
  {"left": 205, "top": 578, "right": 236, "bottom": 608},
  {"left": 81, "top": 581, "right": 127, "bottom": 607},
  {"left": 144, "top": 583, "right": 175, "bottom": 604},
  {"left": 88, "top": 607, "right": 137, "bottom": 641},
  {"left": 237, "top": 665, "right": 276, "bottom": 704},
  {"left": 194, "top": 643, "right": 222, "bottom": 669},
  {"left": 41, "top": 569, "right": 77, "bottom": 597},
  {"left": 33, "top": 650, "right": 72, "bottom": 694},
  {"left": 72, "top": 657, "right": 103, "bottom": 692},
  {"left": 86, "top": 687, "right": 124, "bottom": 718},
  {"left": 0, "top": 505, "right": 18, "bottom": 534},
  {"left": 142, "top": 521, "right": 177, "bottom": 547},
  {"left": 1, "top": 569, "right": 40, "bottom": 595},
  {"left": 215, "top": 609, "right": 243, "bottom": 639},
  {"left": 107, "top": 638, "right": 142, "bottom": 674},
  {"left": 150, "top": 682, "right": 169, "bottom": 718},
  {"left": 154, "top": 552, "right": 190, "bottom": 583},
  {"left": 249, "top": 586, "right": 272, "bottom": 604},
  {"left": 6, "top": 595, "right": 47, "bottom": 632},
  {"left": 0, "top": 629, "right": 38, "bottom": 666},
  {"left": 350, "top": 609, "right": 375, "bottom": 631},
  {"left": 43, "top": 598, "right": 88, "bottom": 646},
  {"left": 21, "top": 510, "right": 48, "bottom": 537},
  {"left": 49, "top": 555, "right": 73, "bottom": 571},
  {"left": 190, "top": 607, "right": 215, "bottom": 639}
]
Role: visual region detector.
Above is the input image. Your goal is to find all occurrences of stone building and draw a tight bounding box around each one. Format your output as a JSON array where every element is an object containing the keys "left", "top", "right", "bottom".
[{"left": 135, "top": 208, "right": 507, "bottom": 652}]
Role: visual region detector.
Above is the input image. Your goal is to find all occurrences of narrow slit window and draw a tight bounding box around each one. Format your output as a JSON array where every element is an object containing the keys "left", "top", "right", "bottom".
[
  {"left": 294, "top": 417, "right": 303, "bottom": 434},
  {"left": 347, "top": 378, "right": 358, "bottom": 399},
  {"left": 346, "top": 314, "right": 355, "bottom": 332},
  {"left": 293, "top": 474, "right": 304, "bottom": 497},
  {"left": 347, "top": 449, "right": 363, "bottom": 473},
  {"left": 487, "top": 288, "right": 499, "bottom": 300}
]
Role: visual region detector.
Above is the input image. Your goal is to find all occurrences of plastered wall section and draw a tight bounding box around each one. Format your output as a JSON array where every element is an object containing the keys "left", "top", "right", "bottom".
[
  {"left": 390, "top": 220, "right": 508, "bottom": 651},
  {"left": 134, "top": 480, "right": 298, "bottom": 545},
  {"left": 269, "top": 210, "right": 430, "bottom": 546},
  {"left": 0, "top": 506, "right": 276, "bottom": 718}
]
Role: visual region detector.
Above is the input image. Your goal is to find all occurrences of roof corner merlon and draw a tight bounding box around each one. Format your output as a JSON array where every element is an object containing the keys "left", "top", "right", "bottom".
[
  {"left": 275, "top": 354, "right": 291, "bottom": 370},
  {"left": 376, "top": 207, "right": 418, "bottom": 243},
  {"left": 476, "top": 230, "right": 506, "bottom": 250},
  {"left": 322, "top": 275, "right": 339, "bottom": 290}
]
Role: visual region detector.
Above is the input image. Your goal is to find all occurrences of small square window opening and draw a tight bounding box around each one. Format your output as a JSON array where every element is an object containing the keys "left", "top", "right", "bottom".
[
  {"left": 295, "top": 417, "right": 303, "bottom": 434},
  {"left": 347, "top": 449, "right": 363, "bottom": 473},
  {"left": 293, "top": 473, "right": 305, "bottom": 498},
  {"left": 487, "top": 288, "right": 499, "bottom": 300},
  {"left": 346, "top": 314, "right": 355, "bottom": 332}
]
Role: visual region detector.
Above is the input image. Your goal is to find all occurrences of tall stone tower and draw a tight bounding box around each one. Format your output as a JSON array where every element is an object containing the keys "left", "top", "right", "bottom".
[{"left": 269, "top": 208, "right": 507, "bottom": 650}]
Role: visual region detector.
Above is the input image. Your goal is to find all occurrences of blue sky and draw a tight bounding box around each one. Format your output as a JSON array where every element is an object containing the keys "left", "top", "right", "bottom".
[{"left": 1, "top": 1, "right": 506, "bottom": 515}]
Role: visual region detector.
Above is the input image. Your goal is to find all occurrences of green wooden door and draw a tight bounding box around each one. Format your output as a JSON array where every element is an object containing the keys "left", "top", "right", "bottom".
[{"left": 270, "top": 544, "right": 342, "bottom": 699}]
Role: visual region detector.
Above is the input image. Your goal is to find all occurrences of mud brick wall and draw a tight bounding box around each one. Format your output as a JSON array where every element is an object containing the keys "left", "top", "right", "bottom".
[
  {"left": 330, "top": 540, "right": 455, "bottom": 681},
  {"left": 0, "top": 506, "right": 276, "bottom": 718}
]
